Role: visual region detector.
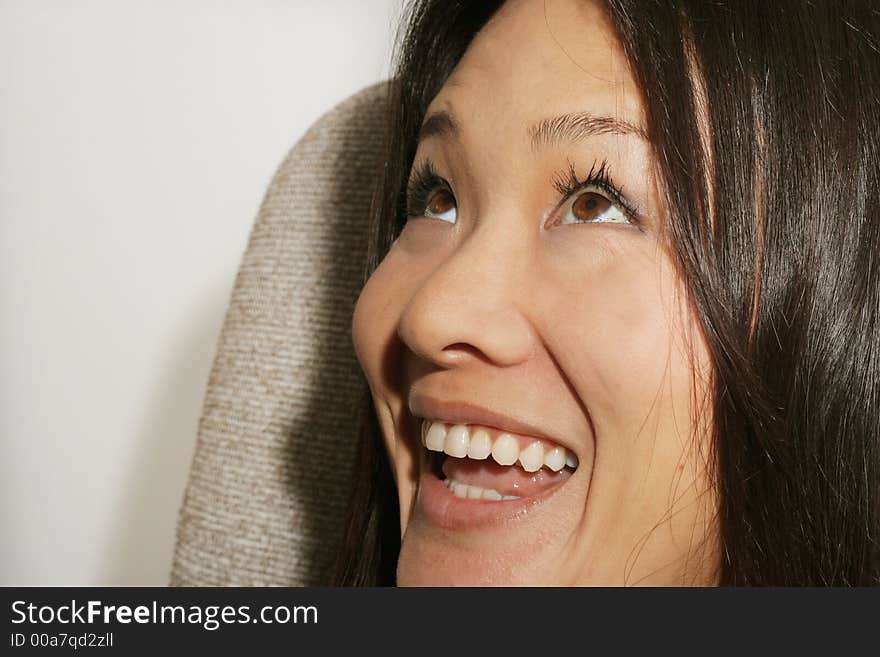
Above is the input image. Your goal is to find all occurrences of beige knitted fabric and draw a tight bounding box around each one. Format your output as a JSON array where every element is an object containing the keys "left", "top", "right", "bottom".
[{"left": 170, "top": 82, "right": 388, "bottom": 586}]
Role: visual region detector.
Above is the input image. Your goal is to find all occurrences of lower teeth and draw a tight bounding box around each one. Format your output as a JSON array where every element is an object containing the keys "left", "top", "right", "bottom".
[{"left": 443, "top": 477, "right": 520, "bottom": 501}]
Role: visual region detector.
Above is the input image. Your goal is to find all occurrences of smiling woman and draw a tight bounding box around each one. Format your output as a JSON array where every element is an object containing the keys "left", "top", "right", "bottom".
[{"left": 338, "top": 0, "right": 880, "bottom": 586}]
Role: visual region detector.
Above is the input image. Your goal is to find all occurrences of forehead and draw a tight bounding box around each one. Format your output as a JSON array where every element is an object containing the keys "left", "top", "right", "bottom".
[{"left": 424, "top": 0, "right": 645, "bottom": 139}]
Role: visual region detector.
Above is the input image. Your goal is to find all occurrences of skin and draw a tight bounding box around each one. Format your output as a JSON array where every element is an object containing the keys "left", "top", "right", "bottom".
[{"left": 352, "top": 0, "right": 720, "bottom": 585}]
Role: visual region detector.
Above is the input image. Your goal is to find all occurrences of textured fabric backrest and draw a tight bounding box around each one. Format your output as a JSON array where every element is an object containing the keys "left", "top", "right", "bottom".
[{"left": 170, "top": 82, "right": 388, "bottom": 585}]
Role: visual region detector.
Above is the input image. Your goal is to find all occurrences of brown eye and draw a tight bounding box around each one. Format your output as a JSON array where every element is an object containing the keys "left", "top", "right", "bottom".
[
  {"left": 560, "top": 187, "right": 629, "bottom": 225},
  {"left": 424, "top": 189, "right": 457, "bottom": 223},
  {"left": 572, "top": 192, "right": 610, "bottom": 221}
]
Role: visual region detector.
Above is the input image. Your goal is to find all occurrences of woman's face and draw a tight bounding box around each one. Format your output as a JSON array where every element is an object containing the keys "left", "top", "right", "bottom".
[{"left": 352, "top": 0, "right": 718, "bottom": 585}]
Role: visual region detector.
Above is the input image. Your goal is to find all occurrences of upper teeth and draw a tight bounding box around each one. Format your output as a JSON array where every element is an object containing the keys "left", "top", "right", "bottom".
[{"left": 421, "top": 419, "right": 579, "bottom": 472}]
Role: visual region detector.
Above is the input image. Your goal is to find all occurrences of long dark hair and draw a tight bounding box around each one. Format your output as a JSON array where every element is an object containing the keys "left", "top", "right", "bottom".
[{"left": 335, "top": 0, "right": 880, "bottom": 586}]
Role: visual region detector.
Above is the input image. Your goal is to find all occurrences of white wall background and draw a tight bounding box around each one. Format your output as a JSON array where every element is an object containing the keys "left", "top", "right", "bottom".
[{"left": 0, "top": 0, "right": 402, "bottom": 585}]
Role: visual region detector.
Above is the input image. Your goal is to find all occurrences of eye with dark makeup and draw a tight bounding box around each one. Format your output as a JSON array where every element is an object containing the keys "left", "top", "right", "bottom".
[{"left": 404, "top": 157, "right": 640, "bottom": 228}]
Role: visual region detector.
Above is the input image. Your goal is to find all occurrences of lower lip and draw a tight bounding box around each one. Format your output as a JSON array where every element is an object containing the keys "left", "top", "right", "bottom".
[{"left": 416, "top": 465, "right": 571, "bottom": 530}]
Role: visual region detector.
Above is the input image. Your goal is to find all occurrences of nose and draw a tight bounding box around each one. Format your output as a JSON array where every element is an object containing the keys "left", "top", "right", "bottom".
[{"left": 396, "top": 222, "right": 537, "bottom": 369}]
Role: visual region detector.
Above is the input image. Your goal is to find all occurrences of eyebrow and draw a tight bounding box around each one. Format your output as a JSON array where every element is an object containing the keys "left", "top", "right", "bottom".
[
  {"left": 417, "top": 109, "right": 649, "bottom": 149},
  {"left": 418, "top": 110, "right": 461, "bottom": 143}
]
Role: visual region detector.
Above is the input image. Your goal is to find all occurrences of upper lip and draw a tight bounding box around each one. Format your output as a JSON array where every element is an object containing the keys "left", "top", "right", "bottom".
[{"left": 409, "top": 393, "right": 563, "bottom": 446}]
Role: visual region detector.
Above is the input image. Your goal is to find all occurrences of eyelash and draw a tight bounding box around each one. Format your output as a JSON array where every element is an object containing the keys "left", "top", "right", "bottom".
[
  {"left": 551, "top": 158, "right": 639, "bottom": 225},
  {"left": 404, "top": 158, "right": 449, "bottom": 219},
  {"left": 404, "top": 157, "right": 639, "bottom": 226}
]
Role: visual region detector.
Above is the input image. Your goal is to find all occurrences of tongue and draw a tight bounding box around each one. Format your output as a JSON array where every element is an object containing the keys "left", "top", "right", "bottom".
[{"left": 441, "top": 456, "right": 572, "bottom": 497}]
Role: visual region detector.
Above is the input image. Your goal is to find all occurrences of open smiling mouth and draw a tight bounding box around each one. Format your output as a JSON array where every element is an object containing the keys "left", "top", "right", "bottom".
[{"left": 414, "top": 418, "right": 581, "bottom": 529}]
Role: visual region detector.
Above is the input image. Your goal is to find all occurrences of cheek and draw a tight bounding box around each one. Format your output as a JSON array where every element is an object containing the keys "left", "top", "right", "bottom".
[
  {"left": 352, "top": 252, "right": 405, "bottom": 387},
  {"left": 537, "top": 242, "right": 712, "bottom": 473},
  {"left": 351, "top": 247, "right": 414, "bottom": 481},
  {"left": 352, "top": 241, "right": 436, "bottom": 394},
  {"left": 541, "top": 250, "right": 718, "bottom": 580},
  {"left": 352, "top": 221, "right": 454, "bottom": 384}
]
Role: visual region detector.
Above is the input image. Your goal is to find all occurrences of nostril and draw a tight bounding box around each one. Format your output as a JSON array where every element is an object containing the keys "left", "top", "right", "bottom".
[{"left": 441, "top": 343, "right": 490, "bottom": 363}]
